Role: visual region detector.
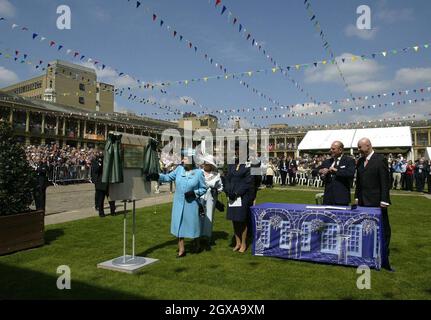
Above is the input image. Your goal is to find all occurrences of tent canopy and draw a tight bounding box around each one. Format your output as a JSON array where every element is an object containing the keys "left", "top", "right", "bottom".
[
  {"left": 298, "top": 126, "right": 412, "bottom": 151},
  {"left": 297, "top": 129, "right": 356, "bottom": 151}
]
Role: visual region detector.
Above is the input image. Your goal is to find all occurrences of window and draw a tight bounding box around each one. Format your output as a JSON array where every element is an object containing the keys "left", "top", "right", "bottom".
[
  {"left": 301, "top": 222, "right": 311, "bottom": 252},
  {"left": 321, "top": 223, "right": 339, "bottom": 254},
  {"left": 79, "top": 83, "right": 85, "bottom": 91},
  {"left": 79, "top": 97, "right": 85, "bottom": 105},
  {"left": 200, "top": 119, "right": 209, "bottom": 127},
  {"left": 347, "top": 225, "right": 362, "bottom": 257},
  {"left": 279, "top": 221, "right": 291, "bottom": 249},
  {"left": 373, "top": 225, "right": 380, "bottom": 258},
  {"left": 260, "top": 220, "right": 271, "bottom": 248}
]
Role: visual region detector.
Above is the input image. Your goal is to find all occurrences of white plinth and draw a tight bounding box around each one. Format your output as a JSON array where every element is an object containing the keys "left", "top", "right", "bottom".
[{"left": 97, "top": 255, "right": 158, "bottom": 274}]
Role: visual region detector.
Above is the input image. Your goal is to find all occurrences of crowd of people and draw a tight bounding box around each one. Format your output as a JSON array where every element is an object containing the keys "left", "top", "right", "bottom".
[
  {"left": 388, "top": 154, "right": 431, "bottom": 193},
  {"left": 25, "top": 144, "right": 97, "bottom": 183}
]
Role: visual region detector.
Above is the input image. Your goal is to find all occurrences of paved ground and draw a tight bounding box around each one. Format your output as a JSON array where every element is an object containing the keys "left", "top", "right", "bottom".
[{"left": 44, "top": 182, "right": 174, "bottom": 225}]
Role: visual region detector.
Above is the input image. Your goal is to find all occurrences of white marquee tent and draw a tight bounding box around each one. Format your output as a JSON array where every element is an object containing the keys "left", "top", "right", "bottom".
[{"left": 298, "top": 126, "right": 412, "bottom": 152}]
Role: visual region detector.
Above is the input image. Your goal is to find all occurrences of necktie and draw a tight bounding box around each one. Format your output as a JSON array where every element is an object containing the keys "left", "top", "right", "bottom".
[{"left": 364, "top": 159, "right": 369, "bottom": 167}]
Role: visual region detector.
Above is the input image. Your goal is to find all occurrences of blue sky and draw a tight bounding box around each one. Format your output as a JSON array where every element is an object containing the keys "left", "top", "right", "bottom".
[{"left": 0, "top": 0, "right": 430, "bottom": 128}]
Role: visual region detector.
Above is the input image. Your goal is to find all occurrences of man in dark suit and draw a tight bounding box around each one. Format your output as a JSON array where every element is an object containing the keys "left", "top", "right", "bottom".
[
  {"left": 279, "top": 156, "right": 288, "bottom": 186},
  {"left": 287, "top": 157, "right": 297, "bottom": 186},
  {"left": 318, "top": 141, "right": 355, "bottom": 206},
  {"left": 91, "top": 152, "right": 116, "bottom": 218},
  {"left": 34, "top": 158, "right": 49, "bottom": 211},
  {"left": 355, "top": 138, "right": 393, "bottom": 271}
]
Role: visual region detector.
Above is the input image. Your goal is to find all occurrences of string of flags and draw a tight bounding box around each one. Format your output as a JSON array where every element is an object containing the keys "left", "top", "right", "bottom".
[
  {"left": 0, "top": 45, "right": 206, "bottom": 116},
  {"left": 0, "top": 16, "right": 150, "bottom": 87},
  {"left": 139, "top": 86, "right": 431, "bottom": 121},
  {"left": 2, "top": 42, "right": 431, "bottom": 122},
  {"left": 2, "top": 44, "right": 430, "bottom": 122},
  {"left": 277, "top": 115, "right": 423, "bottom": 131},
  {"left": 125, "top": 0, "right": 283, "bottom": 106},
  {"left": 161, "top": 86, "right": 431, "bottom": 118},
  {"left": 117, "top": 41, "right": 431, "bottom": 90},
  {"left": 0, "top": 14, "right": 276, "bottom": 108},
  {"left": 303, "top": 0, "right": 357, "bottom": 105},
  {"left": 1, "top": 14, "right": 428, "bottom": 97},
  {"left": 226, "top": 96, "right": 431, "bottom": 121},
  {"left": 208, "top": 0, "right": 317, "bottom": 104}
]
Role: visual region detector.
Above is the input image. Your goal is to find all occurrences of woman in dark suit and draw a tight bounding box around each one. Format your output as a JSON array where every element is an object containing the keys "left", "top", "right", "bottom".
[{"left": 224, "top": 160, "right": 254, "bottom": 253}]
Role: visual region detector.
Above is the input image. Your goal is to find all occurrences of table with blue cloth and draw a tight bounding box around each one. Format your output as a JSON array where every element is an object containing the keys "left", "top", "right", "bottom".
[{"left": 250, "top": 203, "right": 386, "bottom": 270}]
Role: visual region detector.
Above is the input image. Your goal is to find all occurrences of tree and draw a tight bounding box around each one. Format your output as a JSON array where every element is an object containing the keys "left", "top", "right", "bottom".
[{"left": 0, "top": 120, "right": 36, "bottom": 215}]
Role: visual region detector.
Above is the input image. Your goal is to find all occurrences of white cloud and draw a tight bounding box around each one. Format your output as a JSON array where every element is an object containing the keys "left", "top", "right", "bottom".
[
  {"left": 349, "top": 80, "right": 391, "bottom": 94},
  {"left": 288, "top": 102, "right": 333, "bottom": 114},
  {"left": 79, "top": 62, "right": 137, "bottom": 88},
  {"left": 0, "top": 0, "right": 15, "bottom": 18},
  {"left": 0, "top": 65, "right": 19, "bottom": 87},
  {"left": 304, "top": 53, "right": 388, "bottom": 93},
  {"left": 344, "top": 24, "right": 378, "bottom": 40},
  {"left": 394, "top": 68, "right": 431, "bottom": 86}
]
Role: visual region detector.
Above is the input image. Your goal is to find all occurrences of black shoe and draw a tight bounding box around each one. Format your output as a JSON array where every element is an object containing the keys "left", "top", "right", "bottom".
[
  {"left": 99, "top": 213, "right": 106, "bottom": 218},
  {"left": 382, "top": 264, "right": 395, "bottom": 272},
  {"left": 176, "top": 252, "right": 186, "bottom": 258}
]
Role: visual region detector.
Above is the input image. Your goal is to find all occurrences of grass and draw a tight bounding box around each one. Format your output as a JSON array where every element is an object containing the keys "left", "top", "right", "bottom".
[{"left": 0, "top": 189, "right": 430, "bottom": 300}]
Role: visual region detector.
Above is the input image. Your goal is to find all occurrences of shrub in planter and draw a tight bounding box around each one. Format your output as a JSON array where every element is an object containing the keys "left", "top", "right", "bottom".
[
  {"left": 0, "top": 120, "right": 37, "bottom": 215},
  {"left": 0, "top": 120, "right": 44, "bottom": 255}
]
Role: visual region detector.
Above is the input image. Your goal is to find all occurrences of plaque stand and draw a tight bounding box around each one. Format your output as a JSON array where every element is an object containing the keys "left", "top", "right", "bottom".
[{"left": 97, "top": 200, "right": 158, "bottom": 273}]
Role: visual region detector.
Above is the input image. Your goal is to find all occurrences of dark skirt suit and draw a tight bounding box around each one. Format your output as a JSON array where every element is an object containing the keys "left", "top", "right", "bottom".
[{"left": 225, "top": 164, "right": 254, "bottom": 222}]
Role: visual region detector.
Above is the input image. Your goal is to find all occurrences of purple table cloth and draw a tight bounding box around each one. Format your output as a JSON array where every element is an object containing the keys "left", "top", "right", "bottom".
[{"left": 250, "top": 203, "right": 386, "bottom": 270}]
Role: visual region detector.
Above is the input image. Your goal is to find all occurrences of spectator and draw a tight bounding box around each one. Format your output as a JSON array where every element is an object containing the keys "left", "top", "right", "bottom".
[{"left": 415, "top": 158, "right": 428, "bottom": 193}]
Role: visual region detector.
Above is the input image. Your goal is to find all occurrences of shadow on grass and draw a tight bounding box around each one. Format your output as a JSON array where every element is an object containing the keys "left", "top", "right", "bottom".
[
  {"left": 0, "top": 262, "right": 145, "bottom": 299},
  {"left": 137, "top": 231, "right": 230, "bottom": 257},
  {"left": 44, "top": 229, "right": 65, "bottom": 245}
]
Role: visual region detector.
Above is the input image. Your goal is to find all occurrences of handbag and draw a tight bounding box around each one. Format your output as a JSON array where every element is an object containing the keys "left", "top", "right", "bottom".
[
  {"left": 197, "top": 199, "right": 205, "bottom": 217},
  {"left": 215, "top": 200, "right": 225, "bottom": 212}
]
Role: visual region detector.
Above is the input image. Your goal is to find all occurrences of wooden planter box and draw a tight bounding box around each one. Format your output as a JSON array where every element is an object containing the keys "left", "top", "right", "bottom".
[{"left": 0, "top": 210, "right": 45, "bottom": 256}]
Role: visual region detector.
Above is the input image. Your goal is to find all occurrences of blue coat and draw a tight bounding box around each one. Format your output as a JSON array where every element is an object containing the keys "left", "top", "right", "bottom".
[{"left": 159, "top": 166, "right": 207, "bottom": 238}]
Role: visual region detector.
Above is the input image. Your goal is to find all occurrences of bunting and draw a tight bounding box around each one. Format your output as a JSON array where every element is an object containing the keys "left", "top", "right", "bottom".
[
  {"left": 124, "top": 0, "right": 282, "bottom": 106},
  {"left": 303, "top": 0, "right": 357, "bottom": 106},
  {"left": 208, "top": 0, "right": 317, "bottom": 103}
]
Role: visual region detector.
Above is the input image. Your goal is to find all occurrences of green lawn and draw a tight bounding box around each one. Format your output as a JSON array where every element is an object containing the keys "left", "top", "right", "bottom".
[{"left": 1, "top": 189, "right": 430, "bottom": 300}]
